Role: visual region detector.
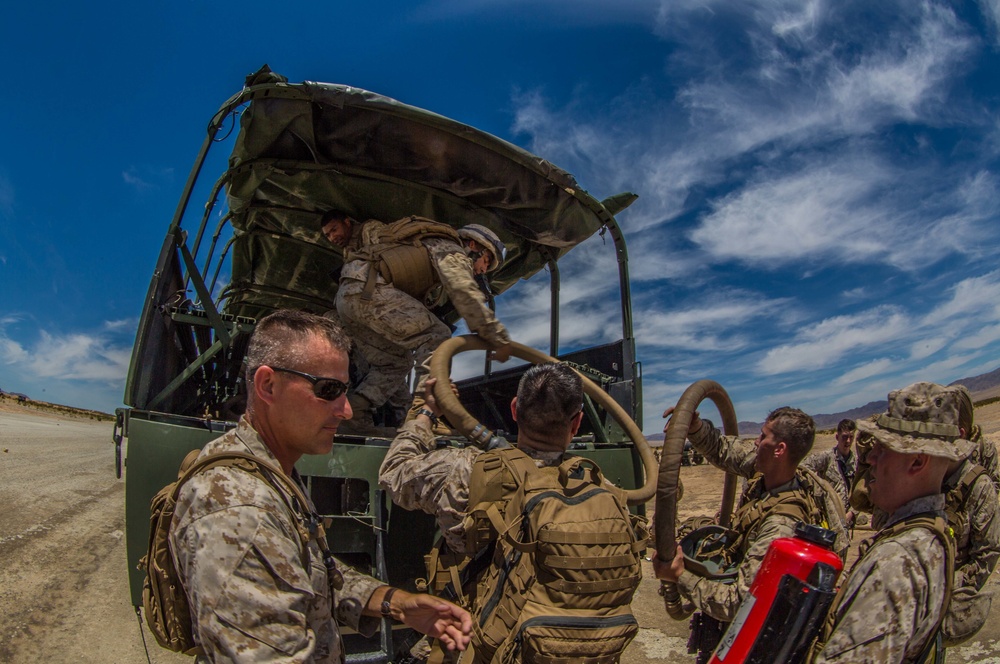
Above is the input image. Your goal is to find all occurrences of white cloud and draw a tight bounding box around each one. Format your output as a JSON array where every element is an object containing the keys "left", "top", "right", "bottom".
[
  {"left": 755, "top": 306, "right": 911, "bottom": 374},
  {"left": 979, "top": 0, "right": 1000, "bottom": 43},
  {"left": 832, "top": 358, "right": 894, "bottom": 386},
  {"left": 0, "top": 318, "right": 132, "bottom": 395},
  {"left": 122, "top": 165, "right": 174, "bottom": 192},
  {"left": 909, "top": 337, "right": 949, "bottom": 361},
  {"left": 953, "top": 324, "right": 1000, "bottom": 351}
]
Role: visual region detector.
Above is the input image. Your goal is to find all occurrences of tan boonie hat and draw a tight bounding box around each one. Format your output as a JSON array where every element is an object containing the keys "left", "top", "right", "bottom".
[{"left": 856, "top": 382, "right": 975, "bottom": 461}]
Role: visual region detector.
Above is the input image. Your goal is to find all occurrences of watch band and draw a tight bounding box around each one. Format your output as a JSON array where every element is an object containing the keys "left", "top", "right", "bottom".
[
  {"left": 416, "top": 408, "right": 438, "bottom": 424},
  {"left": 380, "top": 586, "right": 398, "bottom": 619}
]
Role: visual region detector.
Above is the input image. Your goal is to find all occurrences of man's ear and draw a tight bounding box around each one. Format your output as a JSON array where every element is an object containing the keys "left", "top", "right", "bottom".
[
  {"left": 510, "top": 396, "right": 518, "bottom": 422},
  {"left": 774, "top": 440, "right": 788, "bottom": 458},
  {"left": 909, "top": 453, "right": 930, "bottom": 475},
  {"left": 569, "top": 410, "right": 584, "bottom": 437},
  {"left": 253, "top": 365, "right": 278, "bottom": 405}
]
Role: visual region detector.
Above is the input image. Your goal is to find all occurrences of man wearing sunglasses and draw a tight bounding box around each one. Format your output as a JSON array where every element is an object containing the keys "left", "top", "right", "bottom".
[{"left": 169, "top": 309, "right": 472, "bottom": 663}]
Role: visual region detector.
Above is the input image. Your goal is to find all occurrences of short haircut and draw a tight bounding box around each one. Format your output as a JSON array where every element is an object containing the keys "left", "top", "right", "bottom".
[
  {"left": 320, "top": 209, "right": 350, "bottom": 230},
  {"left": 766, "top": 406, "right": 815, "bottom": 464},
  {"left": 955, "top": 385, "right": 974, "bottom": 434},
  {"left": 245, "top": 309, "right": 351, "bottom": 384},
  {"left": 836, "top": 418, "right": 857, "bottom": 435},
  {"left": 515, "top": 363, "right": 583, "bottom": 435}
]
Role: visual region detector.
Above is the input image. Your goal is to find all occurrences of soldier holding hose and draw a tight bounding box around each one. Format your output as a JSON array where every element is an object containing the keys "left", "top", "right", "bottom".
[{"left": 654, "top": 406, "right": 848, "bottom": 662}]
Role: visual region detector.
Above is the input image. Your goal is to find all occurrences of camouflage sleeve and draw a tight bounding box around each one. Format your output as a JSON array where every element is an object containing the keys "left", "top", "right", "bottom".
[
  {"left": 172, "top": 466, "right": 387, "bottom": 662},
  {"left": 173, "top": 504, "right": 332, "bottom": 662},
  {"left": 802, "top": 451, "right": 849, "bottom": 508},
  {"left": 957, "top": 474, "right": 1000, "bottom": 591},
  {"left": 379, "top": 419, "right": 482, "bottom": 552},
  {"left": 336, "top": 564, "right": 385, "bottom": 636},
  {"left": 426, "top": 239, "right": 510, "bottom": 347},
  {"left": 975, "top": 431, "right": 1000, "bottom": 491},
  {"left": 688, "top": 419, "right": 757, "bottom": 479},
  {"left": 816, "top": 533, "right": 947, "bottom": 663},
  {"left": 676, "top": 512, "right": 797, "bottom": 622}
]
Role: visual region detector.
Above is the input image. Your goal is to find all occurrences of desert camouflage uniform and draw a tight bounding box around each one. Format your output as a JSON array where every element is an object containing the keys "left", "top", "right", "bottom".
[
  {"left": 969, "top": 424, "right": 1000, "bottom": 490},
  {"left": 852, "top": 435, "right": 999, "bottom": 646},
  {"left": 940, "top": 456, "right": 1000, "bottom": 645},
  {"left": 801, "top": 447, "right": 856, "bottom": 509},
  {"left": 170, "top": 418, "right": 384, "bottom": 663},
  {"left": 815, "top": 495, "right": 949, "bottom": 663},
  {"left": 378, "top": 418, "right": 563, "bottom": 555},
  {"left": 678, "top": 421, "right": 848, "bottom": 622},
  {"left": 336, "top": 220, "right": 510, "bottom": 408}
]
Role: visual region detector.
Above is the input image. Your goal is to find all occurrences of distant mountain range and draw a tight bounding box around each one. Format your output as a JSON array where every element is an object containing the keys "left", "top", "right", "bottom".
[{"left": 646, "top": 364, "right": 1000, "bottom": 439}]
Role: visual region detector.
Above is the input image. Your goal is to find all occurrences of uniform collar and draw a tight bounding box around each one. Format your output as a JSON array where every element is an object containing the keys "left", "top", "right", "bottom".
[{"left": 885, "top": 493, "right": 946, "bottom": 527}]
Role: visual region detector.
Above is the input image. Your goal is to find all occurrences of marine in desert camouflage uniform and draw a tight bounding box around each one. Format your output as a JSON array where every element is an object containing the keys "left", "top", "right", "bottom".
[
  {"left": 654, "top": 408, "right": 848, "bottom": 644},
  {"left": 848, "top": 384, "right": 1000, "bottom": 648},
  {"left": 334, "top": 217, "right": 511, "bottom": 428},
  {"left": 170, "top": 310, "right": 471, "bottom": 663},
  {"left": 801, "top": 419, "right": 858, "bottom": 526},
  {"left": 378, "top": 365, "right": 581, "bottom": 556},
  {"left": 814, "top": 382, "right": 976, "bottom": 663}
]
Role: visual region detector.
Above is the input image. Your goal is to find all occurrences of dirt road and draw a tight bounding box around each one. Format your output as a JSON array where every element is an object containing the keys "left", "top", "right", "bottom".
[{"left": 0, "top": 403, "right": 997, "bottom": 662}]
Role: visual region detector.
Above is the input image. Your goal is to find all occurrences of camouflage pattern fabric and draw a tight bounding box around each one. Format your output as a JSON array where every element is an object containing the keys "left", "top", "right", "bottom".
[
  {"left": 337, "top": 221, "right": 510, "bottom": 407},
  {"left": 677, "top": 421, "right": 847, "bottom": 623},
  {"left": 378, "top": 418, "right": 564, "bottom": 555},
  {"left": 801, "top": 447, "right": 855, "bottom": 509},
  {"left": 170, "top": 418, "right": 384, "bottom": 663},
  {"left": 815, "top": 495, "right": 949, "bottom": 663},
  {"left": 940, "top": 458, "right": 1000, "bottom": 645},
  {"left": 969, "top": 424, "right": 1000, "bottom": 490}
]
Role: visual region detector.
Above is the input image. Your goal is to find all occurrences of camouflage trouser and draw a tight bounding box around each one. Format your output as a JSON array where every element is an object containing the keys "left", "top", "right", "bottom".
[{"left": 336, "top": 279, "right": 450, "bottom": 408}]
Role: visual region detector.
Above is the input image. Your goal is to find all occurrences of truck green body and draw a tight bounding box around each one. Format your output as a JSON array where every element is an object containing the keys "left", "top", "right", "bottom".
[{"left": 117, "top": 65, "right": 645, "bottom": 661}]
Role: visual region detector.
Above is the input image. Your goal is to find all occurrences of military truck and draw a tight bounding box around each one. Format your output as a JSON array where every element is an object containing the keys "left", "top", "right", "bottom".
[{"left": 116, "top": 65, "right": 655, "bottom": 661}]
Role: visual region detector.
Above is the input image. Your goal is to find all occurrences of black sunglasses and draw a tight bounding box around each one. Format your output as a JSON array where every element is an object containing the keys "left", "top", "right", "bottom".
[{"left": 270, "top": 366, "right": 350, "bottom": 401}]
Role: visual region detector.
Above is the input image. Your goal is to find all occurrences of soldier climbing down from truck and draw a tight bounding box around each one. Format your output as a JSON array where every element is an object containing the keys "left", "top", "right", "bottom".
[{"left": 333, "top": 214, "right": 512, "bottom": 434}]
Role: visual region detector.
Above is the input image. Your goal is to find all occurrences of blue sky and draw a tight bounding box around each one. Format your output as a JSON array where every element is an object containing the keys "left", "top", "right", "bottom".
[{"left": 2, "top": 1, "right": 1000, "bottom": 431}]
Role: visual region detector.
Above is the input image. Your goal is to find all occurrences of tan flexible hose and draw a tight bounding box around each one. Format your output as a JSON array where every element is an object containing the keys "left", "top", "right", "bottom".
[
  {"left": 655, "top": 379, "right": 740, "bottom": 620},
  {"left": 428, "top": 335, "right": 657, "bottom": 506}
]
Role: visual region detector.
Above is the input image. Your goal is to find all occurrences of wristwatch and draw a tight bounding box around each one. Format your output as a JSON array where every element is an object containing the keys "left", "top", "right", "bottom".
[
  {"left": 416, "top": 408, "right": 438, "bottom": 425},
  {"left": 380, "top": 586, "right": 398, "bottom": 619}
]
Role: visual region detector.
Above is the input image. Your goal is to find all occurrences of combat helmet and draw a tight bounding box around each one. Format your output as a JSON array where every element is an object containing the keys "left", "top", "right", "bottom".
[{"left": 458, "top": 224, "right": 506, "bottom": 272}]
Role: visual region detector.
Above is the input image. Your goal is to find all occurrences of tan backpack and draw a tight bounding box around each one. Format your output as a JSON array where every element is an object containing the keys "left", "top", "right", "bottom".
[
  {"left": 467, "top": 448, "right": 648, "bottom": 664},
  {"left": 139, "top": 450, "right": 334, "bottom": 655}
]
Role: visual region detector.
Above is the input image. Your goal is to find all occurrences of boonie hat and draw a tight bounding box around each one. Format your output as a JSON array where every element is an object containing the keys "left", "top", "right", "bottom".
[{"left": 856, "top": 382, "right": 976, "bottom": 462}]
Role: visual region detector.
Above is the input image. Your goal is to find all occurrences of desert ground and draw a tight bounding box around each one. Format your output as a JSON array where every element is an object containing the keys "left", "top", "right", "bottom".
[{"left": 0, "top": 398, "right": 998, "bottom": 663}]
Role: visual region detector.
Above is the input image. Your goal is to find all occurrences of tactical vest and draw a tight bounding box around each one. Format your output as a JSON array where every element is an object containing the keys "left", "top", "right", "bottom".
[
  {"left": 944, "top": 462, "right": 987, "bottom": 560},
  {"left": 140, "top": 450, "right": 343, "bottom": 656},
  {"left": 345, "top": 216, "right": 462, "bottom": 304},
  {"left": 729, "top": 472, "right": 827, "bottom": 561},
  {"left": 457, "top": 447, "right": 647, "bottom": 664},
  {"left": 812, "top": 513, "right": 955, "bottom": 663}
]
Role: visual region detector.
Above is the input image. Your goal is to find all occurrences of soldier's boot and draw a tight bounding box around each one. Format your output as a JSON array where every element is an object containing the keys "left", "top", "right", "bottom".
[
  {"left": 405, "top": 394, "right": 454, "bottom": 436},
  {"left": 338, "top": 393, "right": 384, "bottom": 436}
]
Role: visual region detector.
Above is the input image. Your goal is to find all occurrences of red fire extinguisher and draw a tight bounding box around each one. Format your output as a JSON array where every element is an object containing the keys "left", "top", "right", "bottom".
[{"left": 710, "top": 522, "right": 843, "bottom": 664}]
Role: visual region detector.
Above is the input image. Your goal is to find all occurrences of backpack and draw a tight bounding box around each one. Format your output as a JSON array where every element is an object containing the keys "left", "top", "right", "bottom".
[
  {"left": 139, "top": 450, "right": 334, "bottom": 655},
  {"left": 346, "top": 216, "right": 462, "bottom": 303},
  {"left": 466, "top": 448, "right": 648, "bottom": 664}
]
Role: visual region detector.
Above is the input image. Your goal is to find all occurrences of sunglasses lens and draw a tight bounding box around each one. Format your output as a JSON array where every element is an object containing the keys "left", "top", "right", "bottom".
[{"left": 315, "top": 380, "right": 346, "bottom": 401}]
